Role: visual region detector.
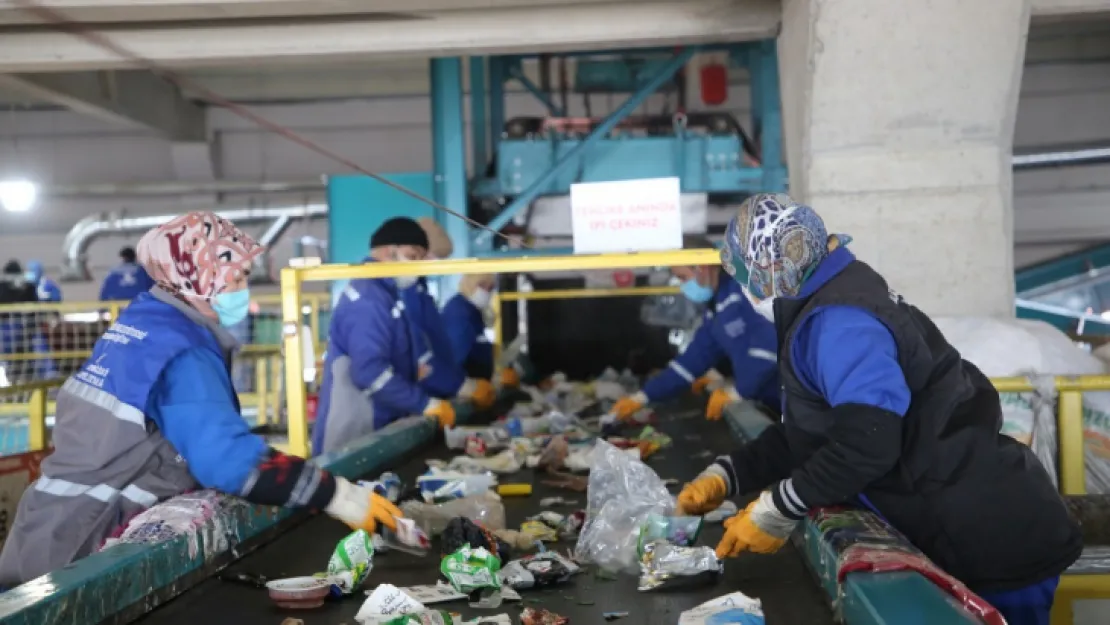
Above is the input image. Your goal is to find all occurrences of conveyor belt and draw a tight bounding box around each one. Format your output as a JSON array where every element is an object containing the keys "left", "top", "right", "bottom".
[{"left": 139, "top": 404, "right": 834, "bottom": 624}]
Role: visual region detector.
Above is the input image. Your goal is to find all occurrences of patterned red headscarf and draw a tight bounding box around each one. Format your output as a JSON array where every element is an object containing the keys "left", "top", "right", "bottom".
[{"left": 137, "top": 211, "right": 263, "bottom": 319}]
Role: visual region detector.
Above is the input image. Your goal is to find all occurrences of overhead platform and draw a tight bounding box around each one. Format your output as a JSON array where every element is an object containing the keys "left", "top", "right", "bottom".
[{"left": 0, "top": 0, "right": 780, "bottom": 72}]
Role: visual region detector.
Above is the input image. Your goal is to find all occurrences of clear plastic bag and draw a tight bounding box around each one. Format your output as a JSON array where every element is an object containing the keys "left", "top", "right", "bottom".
[
  {"left": 574, "top": 439, "right": 675, "bottom": 573},
  {"left": 399, "top": 492, "right": 506, "bottom": 536}
]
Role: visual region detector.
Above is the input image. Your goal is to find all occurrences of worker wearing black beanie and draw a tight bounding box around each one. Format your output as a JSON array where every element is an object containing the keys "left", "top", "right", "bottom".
[
  {"left": 312, "top": 214, "right": 455, "bottom": 455},
  {"left": 370, "top": 217, "right": 430, "bottom": 251},
  {"left": 368, "top": 217, "right": 430, "bottom": 289}
]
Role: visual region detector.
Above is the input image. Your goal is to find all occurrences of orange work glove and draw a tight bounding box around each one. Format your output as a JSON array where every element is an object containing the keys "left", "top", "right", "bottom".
[
  {"left": 677, "top": 471, "right": 729, "bottom": 516},
  {"left": 325, "top": 477, "right": 404, "bottom": 533},
  {"left": 469, "top": 379, "right": 497, "bottom": 410},
  {"left": 706, "top": 386, "right": 741, "bottom": 421},
  {"left": 715, "top": 491, "right": 798, "bottom": 558},
  {"left": 611, "top": 392, "right": 648, "bottom": 422},
  {"left": 499, "top": 367, "right": 521, "bottom": 388},
  {"left": 423, "top": 398, "right": 456, "bottom": 428},
  {"left": 691, "top": 376, "right": 714, "bottom": 395}
]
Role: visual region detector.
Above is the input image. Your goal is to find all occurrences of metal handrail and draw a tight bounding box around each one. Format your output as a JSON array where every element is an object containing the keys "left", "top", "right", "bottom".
[{"left": 0, "top": 348, "right": 282, "bottom": 454}]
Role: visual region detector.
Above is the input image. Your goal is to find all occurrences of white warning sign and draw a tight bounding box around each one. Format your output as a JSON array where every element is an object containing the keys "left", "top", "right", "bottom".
[{"left": 570, "top": 177, "right": 683, "bottom": 254}]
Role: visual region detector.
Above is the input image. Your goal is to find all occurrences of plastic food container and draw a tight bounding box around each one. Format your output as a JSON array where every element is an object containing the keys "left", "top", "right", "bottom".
[{"left": 265, "top": 577, "right": 331, "bottom": 609}]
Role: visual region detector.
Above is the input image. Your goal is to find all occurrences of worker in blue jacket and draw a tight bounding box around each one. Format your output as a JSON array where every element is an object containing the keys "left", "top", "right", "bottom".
[
  {"left": 441, "top": 272, "right": 534, "bottom": 388},
  {"left": 25, "top": 261, "right": 62, "bottom": 302},
  {"left": 99, "top": 246, "right": 155, "bottom": 301},
  {"left": 441, "top": 273, "right": 496, "bottom": 379},
  {"left": 21, "top": 261, "right": 60, "bottom": 377},
  {"left": 0, "top": 212, "right": 403, "bottom": 586},
  {"left": 403, "top": 218, "right": 495, "bottom": 409},
  {"left": 611, "top": 236, "right": 779, "bottom": 422},
  {"left": 677, "top": 193, "right": 1081, "bottom": 625},
  {"left": 313, "top": 218, "right": 456, "bottom": 454}
]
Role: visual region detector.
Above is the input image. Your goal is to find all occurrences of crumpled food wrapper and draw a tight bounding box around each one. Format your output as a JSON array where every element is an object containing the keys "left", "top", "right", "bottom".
[
  {"left": 327, "top": 529, "right": 375, "bottom": 594},
  {"left": 354, "top": 583, "right": 426, "bottom": 623},
  {"left": 638, "top": 540, "right": 722, "bottom": 591},
  {"left": 677, "top": 591, "right": 765, "bottom": 624},
  {"left": 440, "top": 545, "right": 502, "bottom": 594}
]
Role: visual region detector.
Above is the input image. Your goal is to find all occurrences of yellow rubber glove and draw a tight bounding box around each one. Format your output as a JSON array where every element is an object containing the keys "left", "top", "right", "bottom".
[
  {"left": 499, "top": 367, "right": 520, "bottom": 388},
  {"left": 706, "top": 386, "right": 741, "bottom": 421},
  {"left": 458, "top": 378, "right": 496, "bottom": 410},
  {"left": 692, "top": 370, "right": 724, "bottom": 395},
  {"left": 325, "top": 477, "right": 404, "bottom": 533},
  {"left": 471, "top": 379, "right": 496, "bottom": 410},
  {"left": 423, "top": 398, "right": 456, "bottom": 428},
  {"left": 715, "top": 491, "right": 798, "bottom": 558},
  {"left": 611, "top": 391, "right": 648, "bottom": 422},
  {"left": 676, "top": 471, "right": 728, "bottom": 515}
]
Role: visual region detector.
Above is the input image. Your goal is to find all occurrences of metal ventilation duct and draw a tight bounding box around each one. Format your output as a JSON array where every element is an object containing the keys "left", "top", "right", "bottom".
[
  {"left": 60, "top": 204, "right": 327, "bottom": 283},
  {"left": 1013, "top": 143, "right": 1110, "bottom": 170}
]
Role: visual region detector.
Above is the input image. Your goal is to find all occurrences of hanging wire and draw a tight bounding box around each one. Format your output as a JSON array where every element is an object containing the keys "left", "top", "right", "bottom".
[{"left": 11, "top": 0, "right": 521, "bottom": 246}]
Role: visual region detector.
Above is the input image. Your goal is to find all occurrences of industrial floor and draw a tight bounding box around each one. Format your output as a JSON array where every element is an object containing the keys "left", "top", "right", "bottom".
[{"left": 138, "top": 404, "right": 835, "bottom": 624}]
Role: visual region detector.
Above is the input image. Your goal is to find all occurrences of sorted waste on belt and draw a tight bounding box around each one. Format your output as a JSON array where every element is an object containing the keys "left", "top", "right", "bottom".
[
  {"left": 440, "top": 545, "right": 502, "bottom": 593},
  {"left": 677, "top": 591, "right": 766, "bottom": 625},
  {"left": 246, "top": 370, "right": 773, "bottom": 621},
  {"left": 638, "top": 540, "right": 723, "bottom": 591},
  {"left": 326, "top": 529, "right": 377, "bottom": 594},
  {"left": 442, "top": 517, "right": 512, "bottom": 564}
]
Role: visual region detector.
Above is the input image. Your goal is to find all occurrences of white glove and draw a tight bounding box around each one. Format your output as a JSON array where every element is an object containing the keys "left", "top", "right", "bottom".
[
  {"left": 325, "top": 477, "right": 402, "bottom": 533},
  {"left": 705, "top": 371, "right": 728, "bottom": 393},
  {"left": 457, "top": 378, "right": 478, "bottom": 399}
]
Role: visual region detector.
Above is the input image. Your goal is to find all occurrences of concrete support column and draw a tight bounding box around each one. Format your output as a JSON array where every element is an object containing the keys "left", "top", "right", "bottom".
[{"left": 779, "top": 0, "right": 1031, "bottom": 316}]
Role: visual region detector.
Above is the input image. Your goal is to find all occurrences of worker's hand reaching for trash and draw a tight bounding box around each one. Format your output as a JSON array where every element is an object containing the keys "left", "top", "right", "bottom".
[
  {"left": 715, "top": 491, "right": 797, "bottom": 558},
  {"left": 458, "top": 378, "right": 496, "bottom": 410},
  {"left": 706, "top": 386, "right": 741, "bottom": 420},
  {"left": 692, "top": 369, "right": 725, "bottom": 395},
  {"left": 499, "top": 366, "right": 520, "bottom": 388},
  {"left": 325, "top": 477, "right": 404, "bottom": 533},
  {"left": 676, "top": 467, "right": 729, "bottom": 515},
  {"left": 423, "top": 398, "right": 456, "bottom": 428},
  {"left": 612, "top": 392, "right": 648, "bottom": 421}
]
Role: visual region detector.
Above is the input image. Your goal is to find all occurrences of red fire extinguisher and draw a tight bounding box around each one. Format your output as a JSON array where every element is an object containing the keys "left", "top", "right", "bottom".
[
  {"left": 306, "top": 393, "right": 319, "bottom": 424},
  {"left": 700, "top": 53, "right": 728, "bottom": 106}
]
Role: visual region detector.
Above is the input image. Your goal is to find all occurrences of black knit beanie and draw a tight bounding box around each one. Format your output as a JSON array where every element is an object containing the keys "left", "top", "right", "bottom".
[{"left": 370, "top": 217, "right": 430, "bottom": 250}]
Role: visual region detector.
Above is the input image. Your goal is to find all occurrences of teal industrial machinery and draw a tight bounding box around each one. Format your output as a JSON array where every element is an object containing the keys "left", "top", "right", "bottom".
[
  {"left": 469, "top": 43, "right": 786, "bottom": 251},
  {"left": 326, "top": 43, "right": 786, "bottom": 302},
  {"left": 1015, "top": 243, "right": 1110, "bottom": 335}
]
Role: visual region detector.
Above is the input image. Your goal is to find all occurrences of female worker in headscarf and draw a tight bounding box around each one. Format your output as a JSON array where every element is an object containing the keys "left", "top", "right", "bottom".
[
  {"left": 402, "top": 218, "right": 496, "bottom": 409},
  {"left": 441, "top": 273, "right": 497, "bottom": 380},
  {"left": 0, "top": 212, "right": 402, "bottom": 587},
  {"left": 676, "top": 193, "right": 1081, "bottom": 625}
]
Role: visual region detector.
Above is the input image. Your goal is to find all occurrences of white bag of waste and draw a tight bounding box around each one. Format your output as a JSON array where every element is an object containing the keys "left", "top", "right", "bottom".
[{"left": 935, "top": 316, "right": 1110, "bottom": 493}]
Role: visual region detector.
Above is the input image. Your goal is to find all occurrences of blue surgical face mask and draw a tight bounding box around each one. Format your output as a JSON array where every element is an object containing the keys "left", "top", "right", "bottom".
[
  {"left": 680, "top": 278, "right": 714, "bottom": 304},
  {"left": 212, "top": 289, "right": 251, "bottom": 327}
]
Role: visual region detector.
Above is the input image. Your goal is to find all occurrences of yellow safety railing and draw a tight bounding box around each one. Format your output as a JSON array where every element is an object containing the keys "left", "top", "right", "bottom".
[
  {"left": 0, "top": 347, "right": 282, "bottom": 454},
  {"left": 279, "top": 249, "right": 719, "bottom": 457},
  {"left": 990, "top": 375, "right": 1110, "bottom": 496},
  {"left": 0, "top": 378, "right": 62, "bottom": 452},
  {"left": 988, "top": 377, "right": 1110, "bottom": 625}
]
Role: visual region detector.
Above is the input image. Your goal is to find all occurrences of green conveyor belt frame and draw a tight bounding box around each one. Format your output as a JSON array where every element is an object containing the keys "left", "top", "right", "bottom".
[
  {"left": 0, "top": 399, "right": 984, "bottom": 625},
  {"left": 724, "top": 402, "right": 983, "bottom": 625}
]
